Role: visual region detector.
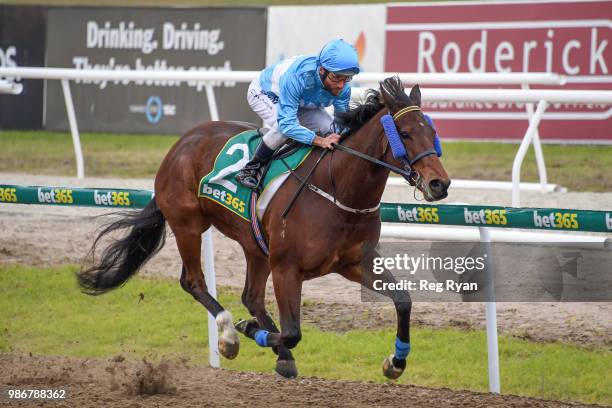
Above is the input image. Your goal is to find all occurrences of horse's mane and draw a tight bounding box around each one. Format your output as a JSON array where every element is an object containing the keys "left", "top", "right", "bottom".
[{"left": 338, "top": 76, "right": 412, "bottom": 134}]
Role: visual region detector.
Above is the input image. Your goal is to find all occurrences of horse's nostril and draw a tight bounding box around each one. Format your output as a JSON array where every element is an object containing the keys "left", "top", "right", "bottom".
[{"left": 429, "top": 179, "right": 447, "bottom": 194}]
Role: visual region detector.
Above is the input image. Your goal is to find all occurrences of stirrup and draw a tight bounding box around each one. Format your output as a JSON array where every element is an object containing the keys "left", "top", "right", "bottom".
[{"left": 235, "top": 168, "right": 260, "bottom": 189}]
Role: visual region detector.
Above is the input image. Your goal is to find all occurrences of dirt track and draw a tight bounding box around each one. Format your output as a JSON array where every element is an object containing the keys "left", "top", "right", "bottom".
[{"left": 0, "top": 353, "right": 600, "bottom": 408}]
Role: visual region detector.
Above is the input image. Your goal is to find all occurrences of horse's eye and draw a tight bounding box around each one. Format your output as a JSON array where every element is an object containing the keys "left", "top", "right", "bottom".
[{"left": 399, "top": 131, "right": 411, "bottom": 139}]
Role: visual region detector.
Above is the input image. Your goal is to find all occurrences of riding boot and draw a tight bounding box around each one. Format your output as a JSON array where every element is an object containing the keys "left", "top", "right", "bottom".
[{"left": 235, "top": 141, "right": 275, "bottom": 190}]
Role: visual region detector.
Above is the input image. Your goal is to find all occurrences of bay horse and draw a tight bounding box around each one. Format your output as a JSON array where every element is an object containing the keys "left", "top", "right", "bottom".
[{"left": 78, "top": 77, "right": 450, "bottom": 379}]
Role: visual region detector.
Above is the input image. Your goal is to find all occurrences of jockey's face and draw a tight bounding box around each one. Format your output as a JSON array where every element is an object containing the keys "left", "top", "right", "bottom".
[{"left": 319, "top": 67, "right": 350, "bottom": 96}]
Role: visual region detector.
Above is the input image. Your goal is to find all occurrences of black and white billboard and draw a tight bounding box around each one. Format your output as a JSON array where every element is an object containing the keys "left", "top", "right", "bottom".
[
  {"left": 45, "top": 7, "right": 267, "bottom": 134},
  {"left": 0, "top": 6, "right": 46, "bottom": 129}
]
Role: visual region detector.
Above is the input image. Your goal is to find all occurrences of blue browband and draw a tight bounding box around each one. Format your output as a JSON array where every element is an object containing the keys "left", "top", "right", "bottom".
[{"left": 380, "top": 107, "right": 442, "bottom": 167}]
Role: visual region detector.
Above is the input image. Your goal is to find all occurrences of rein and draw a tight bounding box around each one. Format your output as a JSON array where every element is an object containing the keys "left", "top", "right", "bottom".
[{"left": 280, "top": 105, "right": 440, "bottom": 217}]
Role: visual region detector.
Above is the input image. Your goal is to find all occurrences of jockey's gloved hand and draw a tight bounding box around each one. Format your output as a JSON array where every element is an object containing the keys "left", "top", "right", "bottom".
[{"left": 313, "top": 134, "right": 340, "bottom": 150}]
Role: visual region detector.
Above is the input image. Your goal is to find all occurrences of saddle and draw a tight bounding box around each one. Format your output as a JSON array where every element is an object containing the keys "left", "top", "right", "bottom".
[
  {"left": 197, "top": 129, "right": 313, "bottom": 257},
  {"left": 255, "top": 129, "right": 304, "bottom": 194}
]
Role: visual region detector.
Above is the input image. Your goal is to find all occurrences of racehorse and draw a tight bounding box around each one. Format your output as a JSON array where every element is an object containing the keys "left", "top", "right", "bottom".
[{"left": 78, "top": 76, "right": 450, "bottom": 379}]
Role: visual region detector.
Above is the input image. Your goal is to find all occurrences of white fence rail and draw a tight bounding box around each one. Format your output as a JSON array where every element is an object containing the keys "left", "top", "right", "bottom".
[
  {"left": 0, "top": 67, "right": 595, "bottom": 200},
  {"left": 0, "top": 67, "right": 564, "bottom": 85}
]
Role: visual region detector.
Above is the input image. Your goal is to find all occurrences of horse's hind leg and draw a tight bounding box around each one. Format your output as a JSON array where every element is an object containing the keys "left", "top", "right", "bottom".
[
  {"left": 171, "top": 214, "right": 239, "bottom": 360},
  {"left": 238, "top": 256, "right": 296, "bottom": 378}
]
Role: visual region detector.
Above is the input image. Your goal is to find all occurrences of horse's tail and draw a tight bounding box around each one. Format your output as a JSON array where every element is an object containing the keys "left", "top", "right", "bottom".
[{"left": 77, "top": 198, "right": 166, "bottom": 295}]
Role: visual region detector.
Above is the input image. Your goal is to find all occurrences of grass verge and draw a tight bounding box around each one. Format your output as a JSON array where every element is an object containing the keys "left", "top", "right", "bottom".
[
  {"left": 1, "top": 130, "right": 610, "bottom": 192},
  {"left": 1, "top": 264, "right": 610, "bottom": 405}
]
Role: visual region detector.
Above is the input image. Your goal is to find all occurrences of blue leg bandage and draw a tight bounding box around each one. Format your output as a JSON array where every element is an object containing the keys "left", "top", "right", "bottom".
[
  {"left": 254, "top": 330, "right": 270, "bottom": 347},
  {"left": 395, "top": 337, "right": 411, "bottom": 360}
]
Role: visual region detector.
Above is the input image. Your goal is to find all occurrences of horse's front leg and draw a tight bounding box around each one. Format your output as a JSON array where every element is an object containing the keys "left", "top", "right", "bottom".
[
  {"left": 237, "top": 256, "right": 297, "bottom": 378},
  {"left": 245, "top": 264, "right": 303, "bottom": 377},
  {"left": 338, "top": 248, "right": 412, "bottom": 380}
]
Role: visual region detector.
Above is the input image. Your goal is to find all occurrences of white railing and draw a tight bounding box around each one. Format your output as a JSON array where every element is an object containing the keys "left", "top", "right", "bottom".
[
  {"left": 0, "top": 67, "right": 579, "bottom": 196},
  {"left": 352, "top": 87, "right": 612, "bottom": 206},
  {"left": 0, "top": 66, "right": 564, "bottom": 84},
  {"left": 1, "top": 67, "right": 610, "bottom": 203}
]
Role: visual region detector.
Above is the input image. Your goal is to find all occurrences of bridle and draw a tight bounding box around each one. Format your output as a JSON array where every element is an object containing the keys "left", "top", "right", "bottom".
[
  {"left": 333, "top": 105, "right": 440, "bottom": 198},
  {"left": 281, "top": 105, "right": 442, "bottom": 216}
]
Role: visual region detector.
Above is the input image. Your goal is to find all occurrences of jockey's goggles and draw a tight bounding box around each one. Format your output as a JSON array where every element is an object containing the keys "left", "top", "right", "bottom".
[{"left": 327, "top": 71, "right": 354, "bottom": 83}]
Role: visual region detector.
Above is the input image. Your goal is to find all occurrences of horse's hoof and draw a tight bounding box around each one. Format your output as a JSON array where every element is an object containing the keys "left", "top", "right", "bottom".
[
  {"left": 382, "top": 354, "right": 405, "bottom": 380},
  {"left": 216, "top": 311, "right": 240, "bottom": 360},
  {"left": 235, "top": 318, "right": 259, "bottom": 335},
  {"left": 275, "top": 359, "right": 298, "bottom": 379},
  {"left": 218, "top": 338, "right": 240, "bottom": 360}
]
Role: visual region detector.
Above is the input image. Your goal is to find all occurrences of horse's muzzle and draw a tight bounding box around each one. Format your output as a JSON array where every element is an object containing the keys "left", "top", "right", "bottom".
[{"left": 428, "top": 179, "right": 450, "bottom": 200}]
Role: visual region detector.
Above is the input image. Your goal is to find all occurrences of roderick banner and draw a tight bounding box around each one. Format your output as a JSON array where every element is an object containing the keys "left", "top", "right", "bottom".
[
  {"left": 45, "top": 7, "right": 266, "bottom": 134},
  {"left": 385, "top": 0, "right": 611, "bottom": 142}
]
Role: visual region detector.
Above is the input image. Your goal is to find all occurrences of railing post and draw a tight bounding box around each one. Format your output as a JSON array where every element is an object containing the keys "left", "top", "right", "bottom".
[
  {"left": 205, "top": 83, "right": 220, "bottom": 122},
  {"left": 203, "top": 229, "right": 220, "bottom": 368},
  {"left": 479, "top": 226, "right": 500, "bottom": 394},
  {"left": 60, "top": 79, "right": 85, "bottom": 179},
  {"left": 511, "top": 100, "right": 548, "bottom": 207},
  {"left": 522, "top": 84, "right": 548, "bottom": 192},
  {"left": 203, "top": 82, "right": 220, "bottom": 368}
]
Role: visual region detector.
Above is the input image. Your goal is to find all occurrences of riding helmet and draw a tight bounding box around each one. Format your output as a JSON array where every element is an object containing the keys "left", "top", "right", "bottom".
[{"left": 318, "top": 39, "right": 361, "bottom": 76}]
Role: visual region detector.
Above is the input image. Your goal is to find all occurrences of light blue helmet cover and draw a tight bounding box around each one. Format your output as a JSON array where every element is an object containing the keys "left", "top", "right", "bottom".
[{"left": 318, "top": 39, "right": 360, "bottom": 75}]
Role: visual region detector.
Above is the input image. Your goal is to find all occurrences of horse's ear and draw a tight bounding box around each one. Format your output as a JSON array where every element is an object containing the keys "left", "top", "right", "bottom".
[
  {"left": 409, "top": 84, "right": 422, "bottom": 107},
  {"left": 380, "top": 82, "right": 397, "bottom": 111}
]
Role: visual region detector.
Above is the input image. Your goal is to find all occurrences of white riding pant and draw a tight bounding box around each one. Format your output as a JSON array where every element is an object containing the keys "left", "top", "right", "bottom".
[{"left": 247, "top": 78, "right": 334, "bottom": 149}]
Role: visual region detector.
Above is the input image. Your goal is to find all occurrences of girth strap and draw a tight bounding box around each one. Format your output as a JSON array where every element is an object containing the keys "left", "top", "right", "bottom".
[{"left": 280, "top": 156, "right": 380, "bottom": 215}]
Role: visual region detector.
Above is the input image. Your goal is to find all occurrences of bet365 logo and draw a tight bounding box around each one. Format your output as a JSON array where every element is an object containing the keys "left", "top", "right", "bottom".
[
  {"left": 463, "top": 208, "right": 507, "bottom": 225},
  {"left": 397, "top": 206, "right": 439, "bottom": 223},
  {"left": 0, "top": 187, "right": 17, "bottom": 202},
  {"left": 94, "top": 190, "right": 131, "bottom": 206},
  {"left": 533, "top": 210, "right": 578, "bottom": 229},
  {"left": 37, "top": 188, "right": 73, "bottom": 204}
]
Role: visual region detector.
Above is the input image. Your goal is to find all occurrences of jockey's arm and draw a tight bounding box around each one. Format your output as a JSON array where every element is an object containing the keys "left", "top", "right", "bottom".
[
  {"left": 277, "top": 74, "right": 343, "bottom": 149},
  {"left": 277, "top": 74, "right": 317, "bottom": 145}
]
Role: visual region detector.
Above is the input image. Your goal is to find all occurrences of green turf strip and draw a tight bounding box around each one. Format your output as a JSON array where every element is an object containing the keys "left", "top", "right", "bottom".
[
  {"left": 1, "top": 130, "right": 610, "bottom": 192},
  {"left": 0, "top": 265, "right": 610, "bottom": 405}
]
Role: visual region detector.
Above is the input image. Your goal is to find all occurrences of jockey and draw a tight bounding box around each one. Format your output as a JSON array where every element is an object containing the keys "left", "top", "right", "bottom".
[{"left": 235, "top": 39, "right": 361, "bottom": 190}]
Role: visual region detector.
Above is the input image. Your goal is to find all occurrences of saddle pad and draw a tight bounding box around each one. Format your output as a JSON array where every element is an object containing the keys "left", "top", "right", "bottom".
[{"left": 198, "top": 130, "right": 312, "bottom": 221}]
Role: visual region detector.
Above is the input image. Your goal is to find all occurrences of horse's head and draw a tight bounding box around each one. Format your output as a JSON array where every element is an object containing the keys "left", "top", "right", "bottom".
[{"left": 379, "top": 77, "right": 450, "bottom": 201}]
